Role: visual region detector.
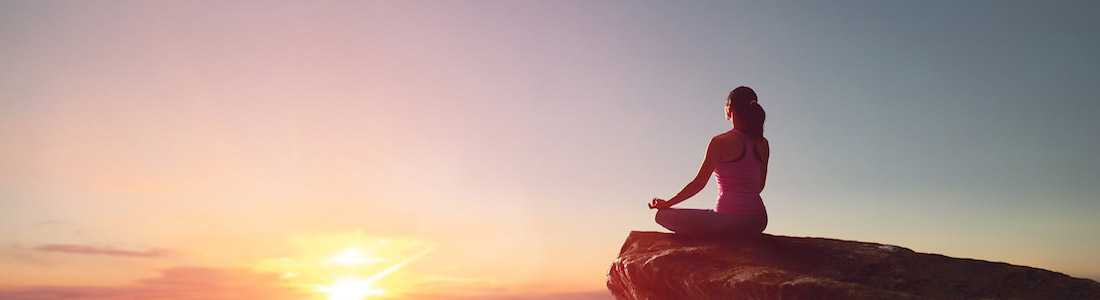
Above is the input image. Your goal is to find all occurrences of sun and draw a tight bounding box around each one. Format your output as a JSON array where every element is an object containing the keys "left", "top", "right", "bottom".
[
  {"left": 253, "top": 231, "right": 438, "bottom": 300},
  {"left": 319, "top": 278, "right": 384, "bottom": 300}
]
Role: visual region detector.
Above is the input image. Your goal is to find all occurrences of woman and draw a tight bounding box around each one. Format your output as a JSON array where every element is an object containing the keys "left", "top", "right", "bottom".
[{"left": 649, "top": 86, "right": 769, "bottom": 237}]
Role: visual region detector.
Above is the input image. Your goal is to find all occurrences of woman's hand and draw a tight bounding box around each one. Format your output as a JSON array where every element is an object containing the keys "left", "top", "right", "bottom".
[{"left": 648, "top": 198, "right": 671, "bottom": 209}]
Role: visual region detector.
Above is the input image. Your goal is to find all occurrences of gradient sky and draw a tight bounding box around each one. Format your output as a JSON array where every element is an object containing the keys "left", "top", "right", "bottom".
[{"left": 2, "top": 1, "right": 1099, "bottom": 299}]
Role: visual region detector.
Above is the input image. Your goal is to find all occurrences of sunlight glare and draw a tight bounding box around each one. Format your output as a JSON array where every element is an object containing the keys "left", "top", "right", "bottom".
[
  {"left": 253, "top": 231, "right": 438, "bottom": 299},
  {"left": 327, "top": 247, "right": 383, "bottom": 265},
  {"left": 319, "top": 278, "right": 384, "bottom": 300}
]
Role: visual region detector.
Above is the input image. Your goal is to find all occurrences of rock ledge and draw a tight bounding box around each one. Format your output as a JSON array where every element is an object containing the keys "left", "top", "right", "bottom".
[{"left": 606, "top": 231, "right": 1100, "bottom": 299}]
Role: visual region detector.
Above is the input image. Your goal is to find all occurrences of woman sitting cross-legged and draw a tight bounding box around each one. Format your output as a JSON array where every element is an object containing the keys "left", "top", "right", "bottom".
[{"left": 649, "top": 86, "right": 769, "bottom": 237}]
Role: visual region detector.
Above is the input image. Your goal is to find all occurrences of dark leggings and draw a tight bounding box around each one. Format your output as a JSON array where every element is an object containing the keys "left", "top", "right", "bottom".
[{"left": 655, "top": 208, "right": 767, "bottom": 237}]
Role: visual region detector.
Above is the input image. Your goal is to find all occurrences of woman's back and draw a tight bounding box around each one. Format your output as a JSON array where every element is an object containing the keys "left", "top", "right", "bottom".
[{"left": 713, "top": 129, "right": 768, "bottom": 214}]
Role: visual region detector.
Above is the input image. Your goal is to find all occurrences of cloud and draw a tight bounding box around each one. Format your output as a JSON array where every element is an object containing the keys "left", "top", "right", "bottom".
[
  {"left": 33, "top": 220, "right": 83, "bottom": 235},
  {"left": 35, "top": 220, "right": 67, "bottom": 226},
  {"left": 400, "top": 291, "right": 616, "bottom": 300},
  {"left": 0, "top": 266, "right": 310, "bottom": 300},
  {"left": 0, "top": 266, "right": 615, "bottom": 300},
  {"left": 0, "top": 249, "right": 50, "bottom": 266},
  {"left": 32, "top": 244, "right": 169, "bottom": 258}
]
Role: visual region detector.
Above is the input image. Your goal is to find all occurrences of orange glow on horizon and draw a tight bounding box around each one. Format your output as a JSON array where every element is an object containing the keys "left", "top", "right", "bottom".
[
  {"left": 318, "top": 278, "right": 385, "bottom": 300},
  {"left": 253, "top": 231, "right": 438, "bottom": 300}
]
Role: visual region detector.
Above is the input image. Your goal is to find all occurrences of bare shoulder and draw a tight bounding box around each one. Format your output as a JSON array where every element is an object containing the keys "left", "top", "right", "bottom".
[
  {"left": 714, "top": 130, "right": 740, "bottom": 140},
  {"left": 708, "top": 132, "right": 741, "bottom": 162},
  {"left": 711, "top": 131, "right": 741, "bottom": 147}
]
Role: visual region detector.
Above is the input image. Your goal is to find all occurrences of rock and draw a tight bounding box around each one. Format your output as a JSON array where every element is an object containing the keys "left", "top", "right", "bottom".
[{"left": 606, "top": 231, "right": 1100, "bottom": 300}]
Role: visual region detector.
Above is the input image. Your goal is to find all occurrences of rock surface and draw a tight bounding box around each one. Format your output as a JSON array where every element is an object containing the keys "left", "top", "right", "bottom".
[{"left": 607, "top": 231, "right": 1100, "bottom": 300}]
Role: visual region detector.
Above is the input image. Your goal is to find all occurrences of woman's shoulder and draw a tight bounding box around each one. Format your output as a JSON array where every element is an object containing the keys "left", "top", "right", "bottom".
[
  {"left": 712, "top": 130, "right": 739, "bottom": 141},
  {"left": 710, "top": 130, "right": 742, "bottom": 148}
]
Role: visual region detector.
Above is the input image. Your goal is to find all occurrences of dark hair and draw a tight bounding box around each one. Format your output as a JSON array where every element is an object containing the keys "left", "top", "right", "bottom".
[{"left": 727, "top": 86, "right": 766, "bottom": 141}]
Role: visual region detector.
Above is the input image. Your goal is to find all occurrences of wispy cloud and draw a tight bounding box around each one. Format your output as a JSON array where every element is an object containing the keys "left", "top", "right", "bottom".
[
  {"left": 0, "top": 266, "right": 310, "bottom": 300},
  {"left": 32, "top": 244, "right": 169, "bottom": 258},
  {"left": 32, "top": 220, "right": 83, "bottom": 235},
  {"left": 34, "top": 220, "right": 67, "bottom": 226},
  {"left": 401, "top": 291, "right": 615, "bottom": 300},
  {"left": 0, "top": 247, "right": 50, "bottom": 266},
  {"left": 0, "top": 266, "right": 613, "bottom": 300}
]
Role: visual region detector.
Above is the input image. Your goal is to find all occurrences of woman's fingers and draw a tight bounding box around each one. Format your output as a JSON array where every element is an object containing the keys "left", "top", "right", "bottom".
[{"left": 649, "top": 198, "right": 668, "bottom": 209}]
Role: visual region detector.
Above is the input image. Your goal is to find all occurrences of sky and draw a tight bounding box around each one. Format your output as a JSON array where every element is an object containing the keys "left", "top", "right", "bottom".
[{"left": 1, "top": 0, "right": 1099, "bottom": 299}]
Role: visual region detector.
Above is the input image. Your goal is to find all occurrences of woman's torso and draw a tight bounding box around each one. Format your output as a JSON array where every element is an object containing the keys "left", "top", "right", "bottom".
[{"left": 713, "top": 129, "right": 768, "bottom": 215}]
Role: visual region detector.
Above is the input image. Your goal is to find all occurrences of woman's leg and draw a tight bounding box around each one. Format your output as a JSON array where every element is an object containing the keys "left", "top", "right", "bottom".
[
  {"left": 655, "top": 208, "right": 717, "bottom": 235},
  {"left": 655, "top": 208, "right": 767, "bottom": 236}
]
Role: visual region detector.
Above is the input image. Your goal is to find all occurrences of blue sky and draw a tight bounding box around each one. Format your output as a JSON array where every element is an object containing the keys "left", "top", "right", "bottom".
[{"left": 617, "top": 0, "right": 1100, "bottom": 278}]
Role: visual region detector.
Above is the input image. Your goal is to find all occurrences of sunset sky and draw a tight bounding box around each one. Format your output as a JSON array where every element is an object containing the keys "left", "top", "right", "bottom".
[{"left": 2, "top": 1, "right": 1099, "bottom": 299}]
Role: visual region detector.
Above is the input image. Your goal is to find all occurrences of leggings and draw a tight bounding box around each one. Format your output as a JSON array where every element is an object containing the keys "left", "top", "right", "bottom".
[{"left": 655, "top": 208, "right": 767, "bottom": 237}]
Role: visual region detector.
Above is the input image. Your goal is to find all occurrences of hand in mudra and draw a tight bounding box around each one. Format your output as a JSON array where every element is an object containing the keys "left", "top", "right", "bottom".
[{"left": 648, "top": 198, "right": 671, "bottom": 209}]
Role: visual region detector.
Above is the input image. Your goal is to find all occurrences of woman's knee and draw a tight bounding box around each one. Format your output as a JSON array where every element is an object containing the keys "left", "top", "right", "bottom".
[
  {"left": 654, "top": 208, "right": 676, "bottom": 227},
  {"left": 654, "top": 208, "right": 669, "bottom": 225}
]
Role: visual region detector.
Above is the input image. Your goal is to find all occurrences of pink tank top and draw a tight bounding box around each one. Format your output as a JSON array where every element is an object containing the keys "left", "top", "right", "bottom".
[{"left": 714, "top": 129, "right": 767, "bottom": 215}]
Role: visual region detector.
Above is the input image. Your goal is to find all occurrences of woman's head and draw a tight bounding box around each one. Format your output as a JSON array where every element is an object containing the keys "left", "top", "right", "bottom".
[{"left": 725, "top": 86, "right": 766, "bottom": 140}]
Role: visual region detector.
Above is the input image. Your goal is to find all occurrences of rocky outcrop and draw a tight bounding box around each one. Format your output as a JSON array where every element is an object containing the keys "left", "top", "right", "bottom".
[{"left": 607, "top": 231, "right": 1100, "bottom": 300}]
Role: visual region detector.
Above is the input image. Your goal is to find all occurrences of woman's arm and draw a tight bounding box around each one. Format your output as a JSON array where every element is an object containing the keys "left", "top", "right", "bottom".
[{"left": 651, "top": 136, "right": 725, "bottom": 209}]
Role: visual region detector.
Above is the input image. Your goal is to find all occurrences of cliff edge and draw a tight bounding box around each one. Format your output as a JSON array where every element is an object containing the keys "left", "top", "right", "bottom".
[{"left": 607, "top": 231, "right": 1100, "bottom": 299}]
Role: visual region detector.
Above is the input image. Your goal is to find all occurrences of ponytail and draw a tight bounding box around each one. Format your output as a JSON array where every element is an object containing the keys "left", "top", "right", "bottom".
[{"left": 727, "top": 86, "right": 766, "bottom": 141}]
